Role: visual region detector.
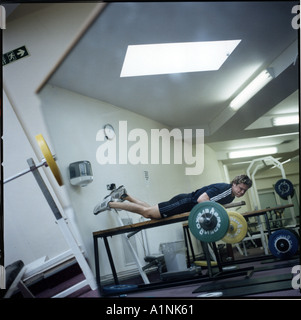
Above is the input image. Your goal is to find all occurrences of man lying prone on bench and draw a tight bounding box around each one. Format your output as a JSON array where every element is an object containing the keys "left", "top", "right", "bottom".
[{"left": 93, "top": 174, "right": 252, "bottom": 219}]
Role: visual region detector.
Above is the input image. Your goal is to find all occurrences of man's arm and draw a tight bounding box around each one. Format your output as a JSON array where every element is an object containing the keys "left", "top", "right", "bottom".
[{"left": 197, "top": 192, "right": 210, "bottom": 203}]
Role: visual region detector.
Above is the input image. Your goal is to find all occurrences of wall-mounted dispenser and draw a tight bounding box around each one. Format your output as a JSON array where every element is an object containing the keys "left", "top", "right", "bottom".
[{"left": 69, "top": 161, "right": 93, "bottom": 187}]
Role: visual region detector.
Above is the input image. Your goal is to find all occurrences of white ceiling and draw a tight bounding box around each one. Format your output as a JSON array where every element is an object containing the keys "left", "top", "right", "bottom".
[{"left": 13, "top": 2, "right": 299, "bottom": 171}]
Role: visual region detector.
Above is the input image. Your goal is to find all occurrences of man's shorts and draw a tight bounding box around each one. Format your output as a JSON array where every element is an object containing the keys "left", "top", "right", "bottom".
[{"left": 158, "top": 193, "right": 196, "bottom": 218}]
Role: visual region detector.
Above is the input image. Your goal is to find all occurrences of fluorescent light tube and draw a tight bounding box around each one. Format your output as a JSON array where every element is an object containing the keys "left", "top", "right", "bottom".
[
  {"left": 230, "top": 69, "right": 274, "bottom": 111},
  {"left": 258, "top": 132, "right": 299, "bottom": 139},
  {"left": 229, "top": 147, "right": 277, "bottom": 159},
  {"left": 272, "top": 115, "right": 299, "bottom": 126},
  {"left": 120, "top": 40, "right": 241, "bottom": 77}
]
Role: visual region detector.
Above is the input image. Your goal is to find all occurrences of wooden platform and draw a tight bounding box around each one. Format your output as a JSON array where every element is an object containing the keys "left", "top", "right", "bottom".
[{"left": 242, "top": 204, "right": 294, "bottom": 217}]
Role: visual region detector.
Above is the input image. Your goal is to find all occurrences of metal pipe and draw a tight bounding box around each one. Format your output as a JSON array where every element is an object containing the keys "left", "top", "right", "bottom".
[{"left": 3, "top": 159, "right": 47, "bottom": 184}]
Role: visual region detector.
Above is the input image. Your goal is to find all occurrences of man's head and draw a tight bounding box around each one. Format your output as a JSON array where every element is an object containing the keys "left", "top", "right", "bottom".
[{"left": 231, "top": 175, "right": 252, "bottom": 198}]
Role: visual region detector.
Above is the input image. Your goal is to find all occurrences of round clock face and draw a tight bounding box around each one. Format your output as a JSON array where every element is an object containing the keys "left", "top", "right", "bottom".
[{"left": 104, "top": 124, "right": 115, "bottom": 140}]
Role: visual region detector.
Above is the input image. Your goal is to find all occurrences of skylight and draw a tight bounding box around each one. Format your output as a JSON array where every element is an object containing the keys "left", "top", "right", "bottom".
[{"left": 120, "top": 40, "right": 241, "bottom": 77}]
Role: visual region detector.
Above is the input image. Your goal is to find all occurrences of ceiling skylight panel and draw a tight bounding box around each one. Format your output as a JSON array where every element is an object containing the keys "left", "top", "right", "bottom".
[{"left": 120, "top": 40, "right": 241, "bottom": 77}]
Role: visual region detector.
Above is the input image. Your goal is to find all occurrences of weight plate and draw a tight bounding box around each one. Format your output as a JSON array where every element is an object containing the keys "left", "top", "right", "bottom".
[
  {"left": 102, "top": 284, "right": 138, "bottom": 294},
  {"left": 222, "top": 211, "right": 248, "bottom": 244},
  {"left": 35, "top": 134, "right": 63, "bottom": 186},
  {"left": 188, "top": 202, "right": 229, "bottom": 242},
  {"left": 280, "top": 189, "right": 295, "bottom": 200},
  {"left": 274, "top": 179, "right": 294, "bottom": 199},
  {"left": 268, "top": 229, "right": 299, "bottom": 259}
]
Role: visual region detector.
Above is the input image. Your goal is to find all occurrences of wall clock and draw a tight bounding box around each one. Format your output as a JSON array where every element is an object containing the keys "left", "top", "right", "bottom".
[{"left": 104, "top": 124, "right": 115, "bottom": 140}]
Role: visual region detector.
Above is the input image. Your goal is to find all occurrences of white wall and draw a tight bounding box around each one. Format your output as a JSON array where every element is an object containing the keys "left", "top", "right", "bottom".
[{"left": 3, "top": 3, "right": 104, "bottom": 267}]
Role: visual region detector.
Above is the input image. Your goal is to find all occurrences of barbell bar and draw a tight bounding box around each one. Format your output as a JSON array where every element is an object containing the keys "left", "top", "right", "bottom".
[
  {"left": 3, "top": 134, "right": 63, "bottom": 186},
  {"left": 4, "top": 158, "right": 48, "bottom": 184}
]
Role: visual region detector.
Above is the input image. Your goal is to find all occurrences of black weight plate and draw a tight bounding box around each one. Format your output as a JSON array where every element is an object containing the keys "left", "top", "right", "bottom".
[
  {"left": 268, "top": 228, "right": 299, "bottom": 259},
  {"left": 280, "top": 188, "right": 295, "bottom": 200},
  {"left": 188, "top": 201, "right": 229, "bottom": 242},
  {"left": 274, "top": 179, "right": 294, "bottom": 199}
]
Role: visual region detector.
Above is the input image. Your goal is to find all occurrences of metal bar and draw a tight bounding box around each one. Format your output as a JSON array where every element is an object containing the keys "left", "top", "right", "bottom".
[
  {"left": 51, "top": 279, "right": 88, "bottom": 298},
  {"left": 103, "top": 237, "right": 119, "bottom": 285},
  {"left": 3, "top": 159, "right": 46, "bottom": 184},
  {"left": 93, "top": 236, "right": 102, "bottom": 295},
  {"left": 264, "top": 213, "right": 271, "bottom": 236},
  {"left": 224, "top": 201, "right": 246, "bottom": 209},
  {"left": 186, "top": 227, "right": 196, "bottom": 262},
  {"left": 17, "top": 280, "right": 35, "bottom": 298},
  {"left": 201, "top": 242, "right": 213, "bottom": 278},
  {"left": 127, "top": 230, "right": 141, "bottom": 238},
  {"left": 183, "top": 226, "right": 191, "bottom": 268},
  {"left": 211, "top": 242, "right": 223, "bottom": 272}
]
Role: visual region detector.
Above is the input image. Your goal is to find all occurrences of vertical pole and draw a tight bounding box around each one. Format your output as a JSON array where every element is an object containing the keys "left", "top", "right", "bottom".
[
  {"left": 103, "top": 237, "right": 119, "bottom": 285},
  {"left": 93, "top": 235, "right": 102, "bottom": 296}
]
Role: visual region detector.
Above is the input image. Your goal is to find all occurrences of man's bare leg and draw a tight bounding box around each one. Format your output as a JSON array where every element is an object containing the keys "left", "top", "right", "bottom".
[
  {"left": 124, "top": 194, "right": 151, "bottom": 207},
  {"left": 109, "top": 201, "right": 161, "bottom": 219}
]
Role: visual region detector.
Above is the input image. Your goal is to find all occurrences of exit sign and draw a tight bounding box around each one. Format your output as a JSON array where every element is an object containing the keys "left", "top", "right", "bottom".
[{"left": 2, "top": 45, "right": 29, "bottom": 66}]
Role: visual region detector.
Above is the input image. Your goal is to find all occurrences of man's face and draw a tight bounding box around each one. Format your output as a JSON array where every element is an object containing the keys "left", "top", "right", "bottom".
[{"left": 232, "top": 183, "right": 249, "bottom": 198}]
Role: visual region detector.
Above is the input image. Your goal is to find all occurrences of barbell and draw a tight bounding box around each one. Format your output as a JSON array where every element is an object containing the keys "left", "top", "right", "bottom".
[
  {"left": 4, "top": 134, "right": 63, "bottom": 186},
  {"left": 188, "top": 202, "right": 248, "bottom": 244}
]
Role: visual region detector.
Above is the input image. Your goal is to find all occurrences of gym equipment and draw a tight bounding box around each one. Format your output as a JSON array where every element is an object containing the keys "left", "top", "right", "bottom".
[
  {"left": 268, "top": 228, "right": 299, "bottom": 259},
  {"left": 93, "top": 201, "right": 246, "bottom": 296},
  {"left": 3, "top": 260, "right": 34, "bottom": 298},
  {"left": 143, "top": 255, "right": 166, "bottom": 274},
  {"left": 274, "top": 178, "right": 294, "bottom": 200},
  {"left": 188, "top": 203, "right": 248, "bottom": 244},
  {"left": 35, "top": 134, "right": 63, "bottom": 186},
  {"left": 247, "top": 156, "right": 296, "bottom": 226},
  {"left": 4, "top": 134, "right": 63, "bottom": 186},
  {"left": 188, "top": 202, "right": 230, "bottom": 243},
  {"left": 221, "top": 211, "right": 248, "bottom": 244},
  {"left": 3, "top": 134, "right": 97, "bottom": 297},
  {"left": 113, "top": 209, "right": 150, "bottom": 284},
  {"left": 242, "top": 203, "right": 294, "bottom": 255}
]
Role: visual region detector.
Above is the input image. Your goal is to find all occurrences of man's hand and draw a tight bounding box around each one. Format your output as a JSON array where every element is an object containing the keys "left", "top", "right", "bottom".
[{"left": 197, "top": 192, "right": 210, "bottom": 203}]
